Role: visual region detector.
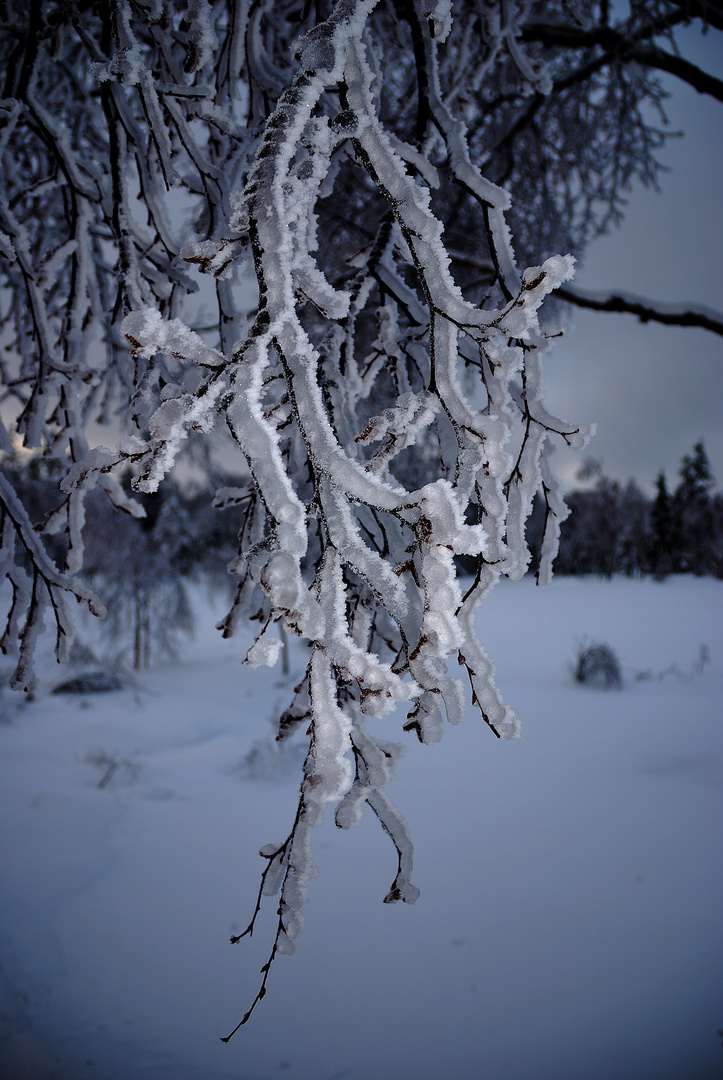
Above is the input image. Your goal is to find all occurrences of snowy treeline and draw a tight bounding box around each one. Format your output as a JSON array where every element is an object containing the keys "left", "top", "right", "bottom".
[{"left": 544, "top": 442, "right": 723, "bottom": 580}]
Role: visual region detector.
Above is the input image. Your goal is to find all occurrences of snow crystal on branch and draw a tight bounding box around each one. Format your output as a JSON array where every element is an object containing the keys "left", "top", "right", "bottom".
[{"left": 122, "top": 310, "right": 225, "bottom": 367}]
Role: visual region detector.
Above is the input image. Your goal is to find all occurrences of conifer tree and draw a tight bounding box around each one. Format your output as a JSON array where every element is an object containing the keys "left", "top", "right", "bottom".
[
  {"left": 673, "top": 441, "right": 715, "bottom": 574},
  {"left": 647, "top": 471, "right": 675, "bottom": 578}
]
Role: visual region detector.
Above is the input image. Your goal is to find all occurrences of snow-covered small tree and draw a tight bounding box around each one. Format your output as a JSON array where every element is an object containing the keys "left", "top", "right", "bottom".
[{"left": 1, "top": 0, "right": 721, "bottom": 1034}]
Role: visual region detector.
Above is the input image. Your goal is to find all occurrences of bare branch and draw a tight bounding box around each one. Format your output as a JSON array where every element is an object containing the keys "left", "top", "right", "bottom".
[{"left": 557, "top": 286, "right": 723, "bottom": 337}]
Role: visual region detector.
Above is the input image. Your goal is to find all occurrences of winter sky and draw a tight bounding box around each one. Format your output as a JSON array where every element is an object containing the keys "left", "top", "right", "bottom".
[{"left": 545, "top": 24, "right": 723, "bottom": 494}]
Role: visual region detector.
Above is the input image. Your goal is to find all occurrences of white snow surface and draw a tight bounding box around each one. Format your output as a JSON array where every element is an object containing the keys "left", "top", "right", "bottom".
[{"left": 0, "top": 576, "right": 720, "bottom": 1080}]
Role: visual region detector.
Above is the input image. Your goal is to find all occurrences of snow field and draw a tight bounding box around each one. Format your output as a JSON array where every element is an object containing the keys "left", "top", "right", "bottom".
[{"left": 0, "top": 575, "right": 720, "bottom": 1080}]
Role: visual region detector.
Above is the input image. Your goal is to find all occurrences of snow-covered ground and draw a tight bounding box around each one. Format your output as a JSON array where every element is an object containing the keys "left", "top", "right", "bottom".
[{"left": 0, "top": 576, "right": 720, "bottom": 1080}]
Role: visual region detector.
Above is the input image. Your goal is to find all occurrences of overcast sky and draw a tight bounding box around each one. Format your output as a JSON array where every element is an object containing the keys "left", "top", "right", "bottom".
[{"left": 543, "top": 25, "right": 723, "bottom": 494}]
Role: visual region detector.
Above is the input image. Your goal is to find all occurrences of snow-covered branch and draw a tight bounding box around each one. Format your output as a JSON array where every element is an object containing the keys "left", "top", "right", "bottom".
[
  {"left": 557, "top": 286, "right": 723, "bottom": 337},
  {"left": 0, "top": 473, "right": 105, "bottom": 691}
]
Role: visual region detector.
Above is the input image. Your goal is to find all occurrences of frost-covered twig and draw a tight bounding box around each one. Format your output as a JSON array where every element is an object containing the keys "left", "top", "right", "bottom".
[{"left": 0, "top": 474, "right": 105, "bottom": 691}]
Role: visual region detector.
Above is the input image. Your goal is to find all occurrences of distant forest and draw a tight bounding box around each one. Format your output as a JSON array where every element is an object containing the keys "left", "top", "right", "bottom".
[
  {"left": 3, "top": 440, "right": 720, "bottom": 671},
  {"left": 528, "top": 441, "right": 722, "bottom": 580}
]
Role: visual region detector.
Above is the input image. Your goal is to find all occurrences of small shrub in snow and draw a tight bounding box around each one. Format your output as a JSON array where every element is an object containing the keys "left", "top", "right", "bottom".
[
  {"left": 52, "top": 671, "right": 124, "bottom": 695},
  {"left": 656, "top": 643, "right": 711, "bottom": 682},
  {"left": 573, "top": 642, "right": 623, "bottom": 690}
]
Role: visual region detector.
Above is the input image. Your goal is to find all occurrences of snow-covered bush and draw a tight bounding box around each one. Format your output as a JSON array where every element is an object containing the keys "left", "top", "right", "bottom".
[
  {"left": 574, "top": 641, "right": 623, "bottom": 690},
  {"left": 52, "top": 670, "right": 124, "bottom": 694}
]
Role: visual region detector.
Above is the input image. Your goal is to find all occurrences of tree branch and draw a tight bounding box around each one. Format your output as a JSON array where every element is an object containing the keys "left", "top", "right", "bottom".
[
  {"left": 634, "top": 44, "right": 723, "bottom": 101},
  {"left": 670, "top": 0, "right": 723, "bottom": 34},
  {"left": 557, "top": 285, "right": 723, "bottom": 337},
  {"left": 520, "top": 15, "right": 723, "bottom": 102}
]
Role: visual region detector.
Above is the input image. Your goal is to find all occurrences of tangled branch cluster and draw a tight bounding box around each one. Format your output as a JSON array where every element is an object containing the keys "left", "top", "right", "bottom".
[{"left": 5, "top": 0, "right": 711, "bottom": 1033}]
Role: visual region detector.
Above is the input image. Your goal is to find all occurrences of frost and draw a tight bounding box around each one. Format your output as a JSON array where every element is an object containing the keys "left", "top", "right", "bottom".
[
  {"left": 499, "top": 256, "right": 576, "bottom": 338},
  {"left": 0, "top": 473, "right": 106, "bottom": 691},
  {"left": 117, "top": 435, "right": 150, "bottom": 456},
  {"left": 244, "top": 634, "right": 283, "bottom": 669},
  {"left": 61, "top": 447, "right": 119, "bottom": 493},
  {"left": 421, "top": 0, "right": 453, "bottom": 41},
  {"left": 183, "top": 0, "right": 217, "bottom": 73},
  {"left": 0, "top": 230, "right": 17, "bottom": 261},
  {"left": 122, "top": 309, "right": 225, "bottom": 367},
  {"left": 261, "top": 551, "right": 303, "bottom": 614},
  {"left": 306, "top": 649, "right": 354, "bottom": 804},
  {"left": 134, "top": 379, "right": 226, "bottom": 492}
]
